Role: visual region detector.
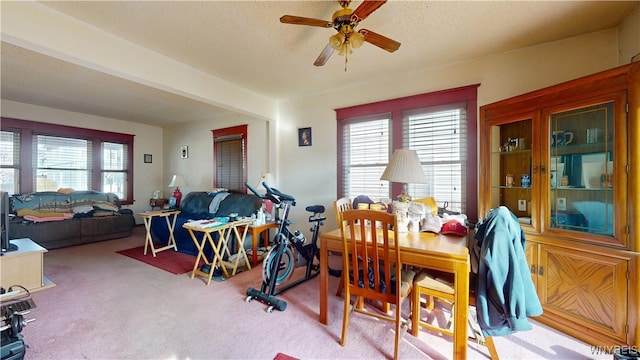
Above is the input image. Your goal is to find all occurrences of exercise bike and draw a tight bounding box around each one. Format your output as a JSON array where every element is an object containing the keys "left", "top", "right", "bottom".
[{"left": 245, "top": 182, "right": 329, "bottom": 313}]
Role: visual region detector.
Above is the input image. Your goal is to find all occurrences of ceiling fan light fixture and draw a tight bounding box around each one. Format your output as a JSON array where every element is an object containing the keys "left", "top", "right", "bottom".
[
  {"left": 329, "top": 33, "right": 345, "bottom": 50},
  {"left": 350, "top": 31, "right": 365, "bottom": 48}
]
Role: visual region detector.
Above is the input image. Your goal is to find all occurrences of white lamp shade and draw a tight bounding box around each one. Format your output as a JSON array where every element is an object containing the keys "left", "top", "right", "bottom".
[
  {"left": 256, "top": 172, "right": 278, "bottom": 191},
  {"left": 168, "top": 174, "right": 187, "bottom": 188},
  {"left": 380, "top": 149, "right": 427, "bottom": 184}
]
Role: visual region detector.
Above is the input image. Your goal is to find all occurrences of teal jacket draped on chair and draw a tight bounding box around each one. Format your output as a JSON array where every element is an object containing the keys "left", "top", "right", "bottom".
[{"left": 475, "top": 206, "right": 543, "bottom": 336}]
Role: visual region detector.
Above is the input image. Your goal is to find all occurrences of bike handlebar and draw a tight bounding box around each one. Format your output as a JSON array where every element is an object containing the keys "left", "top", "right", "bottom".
[
  {"left": 245, "top": 182, "right": 296, "bottom": 206},
  {"left": 245, "top": 182, "right": 263, "bottom": 198}
]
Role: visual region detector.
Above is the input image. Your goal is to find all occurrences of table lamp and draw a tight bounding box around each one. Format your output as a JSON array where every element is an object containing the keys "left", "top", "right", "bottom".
[
  {"left": 256, "top": 172, "right": 279, "bottom": 192},
  {"left": 168, "top": 174, "right": 187, "bottom": 207},
  {"left": 380, "top": 149, "right": 427, "bottom": 202}
]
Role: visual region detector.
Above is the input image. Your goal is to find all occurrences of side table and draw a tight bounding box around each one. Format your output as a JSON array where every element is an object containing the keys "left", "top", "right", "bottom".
[
  {"left": 248, "top": 221, "right": 278, "bottom": 266},
  {"left": 184, "top": 219, "right": 256, "bottom": 285},
  {"left": 149, "top": 198, "right": 169, "bottom": 210},
  {"left": 139, "top": 210, "right": 180, "bottom": 257},
  {"left": 183, "top": 222, "right": 231, "bottom": 285}
]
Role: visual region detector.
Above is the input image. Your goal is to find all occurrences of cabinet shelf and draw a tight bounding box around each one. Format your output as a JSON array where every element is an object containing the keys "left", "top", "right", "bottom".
[
  {"left": 552, "top": 187, "right": 612, "bottom": 191},
  {"left": 492, "top": 186, "right": 532, "bottom": 190},
  {"left": 550, "top": 141, "right": 612, "bottom": 155},
  {"left": 492, "top": 149, "right": 532, "bottom": 156}
]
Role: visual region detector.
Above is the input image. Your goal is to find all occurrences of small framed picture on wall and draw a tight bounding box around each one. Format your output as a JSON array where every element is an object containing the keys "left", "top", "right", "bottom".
[
  {"left": 144, "top": 154, "right": 153, "bottom": 163},
  {"left": 298, "top": 127, "right": 312, "bottom": 147}
]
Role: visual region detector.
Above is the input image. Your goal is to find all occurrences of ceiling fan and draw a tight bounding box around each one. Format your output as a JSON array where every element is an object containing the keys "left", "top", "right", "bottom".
[{"left": 280, "top": 0, "right": 400, "bottom": 71}]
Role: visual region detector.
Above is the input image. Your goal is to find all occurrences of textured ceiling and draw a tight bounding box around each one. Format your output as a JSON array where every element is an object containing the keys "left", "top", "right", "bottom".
[{"left": 1, "top": 1, "right": 638, "bottom": 126}]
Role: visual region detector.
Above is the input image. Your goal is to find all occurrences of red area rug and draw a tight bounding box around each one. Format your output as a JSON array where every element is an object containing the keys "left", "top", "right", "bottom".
[
  {"left": 116, "top": 246, "right": 196, "bottom": 274},
  {"left": 273, "top": 353, "right": 299, "bottom": 360}
]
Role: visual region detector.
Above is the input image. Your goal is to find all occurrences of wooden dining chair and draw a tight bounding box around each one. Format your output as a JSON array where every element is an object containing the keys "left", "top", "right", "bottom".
[
  {"left": 411, "top": 270, "right": 499, "bottom": 359},
  {"left": 339, "top": 209, "right": 416, "bottom": 360},
  {"left": 334, "top": 197, "right": 352, "bottom": 224},
  {"left": 411, "top": 270, "right": 499, "bottom": 360},
  {"left": 333, "top": 197, "right": 352, "bottom": 296}
]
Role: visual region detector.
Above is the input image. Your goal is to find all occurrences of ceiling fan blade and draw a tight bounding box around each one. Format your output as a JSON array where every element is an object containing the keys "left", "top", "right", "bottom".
[
  {"left": 314, "top": 44, "right": 335, "bottom": 66},
  {"left": 359, "top": 29, "right": 400, "bottom": 52},
  {"left": 352, "top": 0, "right": 387, "bottom": 22},
  {"left": 280, "top": 15, "right": 332, "bottom": 28}
]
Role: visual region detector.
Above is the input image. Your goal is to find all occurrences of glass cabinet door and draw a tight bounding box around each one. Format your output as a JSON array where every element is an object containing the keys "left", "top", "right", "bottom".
[
  {"left": 488, "top": 117, "right": 536, "bottom": 230},
  {"left": 544, "top": 94, "right": 626, "bottom": 247}
]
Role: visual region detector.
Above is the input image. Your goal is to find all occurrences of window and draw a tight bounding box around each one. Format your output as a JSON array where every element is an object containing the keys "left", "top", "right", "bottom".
[
  {"left": 340, "top": 115, "right": 390, "bottom": 199},
  {"left": 337, "top": 85, "right": 479, "bottom": 221},
  {"left": 213, "top": 125, "right": 247, "bottom": 193},
  {"left": 403, "top": 104, "right": 467, "bottom": 212},
  {"left": 102, "top": 142, "right": 128, "bottom": 197},
  {"left": 34, "top": 135, "right": 91, "bottom": 191},
  {"left": 0, "top": 129, "right": 20, "bottom": 194},
  {"left": 0, "top": 118, "right": 134, "bottom": 203}
]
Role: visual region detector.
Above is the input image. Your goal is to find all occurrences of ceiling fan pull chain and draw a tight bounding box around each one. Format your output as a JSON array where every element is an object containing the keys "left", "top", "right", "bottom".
[{"left": 344, "top": 51, "right": 348, "bottom": 72}]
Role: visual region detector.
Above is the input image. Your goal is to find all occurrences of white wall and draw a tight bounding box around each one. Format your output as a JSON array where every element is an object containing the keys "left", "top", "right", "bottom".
[
  {"left": 276, "top": 30, "right": 624, "bottom": 233},
  {"left": 0, "top": 100, "right": 164, "bottom": 224},
  {"left": 618, "top": 4, "right": 640, "bottom": 65},
  {"left": 162, "top": 113, "right": 270, "bottom": 194}
]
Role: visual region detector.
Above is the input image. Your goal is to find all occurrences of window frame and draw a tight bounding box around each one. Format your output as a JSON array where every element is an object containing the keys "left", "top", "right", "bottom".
[
  {"left": 336, "top": 85, "right": 479, "bottom": 221},
  {"left": 1, "top": 118, "right": 135, "bottom": 204}
]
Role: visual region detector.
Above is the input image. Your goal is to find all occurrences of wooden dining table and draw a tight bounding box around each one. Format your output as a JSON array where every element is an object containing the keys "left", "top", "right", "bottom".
[{"left": 318, "top": 228, "right": 471, "bottom": 359}]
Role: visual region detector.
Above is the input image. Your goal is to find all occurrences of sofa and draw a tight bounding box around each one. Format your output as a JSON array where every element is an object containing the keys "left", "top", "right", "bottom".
[
  {"left": 8, "top": 190, "right": 135, "bottom": 249},
  {"left": 150, "top": 191, "right": 263, "bottom": 258}
]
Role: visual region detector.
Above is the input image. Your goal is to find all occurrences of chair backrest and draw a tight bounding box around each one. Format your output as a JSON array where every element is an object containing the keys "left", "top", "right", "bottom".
[
  {"left": 334, "top": 197, "right": 352, "bottom": 225},
  {"left": 340, "top": 209, "right": 401, "bottom": 304}
]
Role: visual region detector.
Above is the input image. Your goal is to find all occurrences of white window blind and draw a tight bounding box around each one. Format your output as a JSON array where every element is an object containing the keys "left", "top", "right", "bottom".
[
  {"left": 216, "top": 137, "right": 245, "bottom": 192},
  {"left": 102, "top": 142, "right": 128, "bottom": 199},
  {"left": 341, "top": 116, "right": 390, "bottom": 199},
  {"left": 404, "top": 104, "right": 467, "bottom": 213},
  {"left": 33, "top": 135, "right": 91, "bottom": 191},
  {"left": 0, "top": 130, "right": 20, "bottom": 194}
]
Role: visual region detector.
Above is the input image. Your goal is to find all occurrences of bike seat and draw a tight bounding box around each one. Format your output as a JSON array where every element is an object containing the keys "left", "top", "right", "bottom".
[{"left": 306, "top": 205, "right": 325, "bottom": 214}]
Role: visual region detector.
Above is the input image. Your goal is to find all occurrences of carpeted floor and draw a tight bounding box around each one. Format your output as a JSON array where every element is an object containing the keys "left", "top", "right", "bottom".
[{"left": 19, "top": 225, "right": 614, "bottom": 359}]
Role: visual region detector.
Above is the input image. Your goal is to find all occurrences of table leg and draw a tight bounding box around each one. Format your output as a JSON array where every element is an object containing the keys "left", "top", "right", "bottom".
[
  {"left": 251, "top": 228, "right": 259, "bottom": 267},
  {"left": 143, "top": 217, "right": 155, "bottom": 256},
  {"left": 210, "top": 229, "right": 230, "bottom": 280},
  {"left": 189, "top": 229, "right": 207, "bottom": 279},
  {"left": 319, "top": 237, "right": 329, "bottom": 325},
  {"left": 164, "top": 213, "right": 178, "bottom": 251},
  {"left": 229, "top": 223, "right": 251, "bottom": 276},
  {"left": 452, "top": 258, "right": 470, "bottom": 359}
]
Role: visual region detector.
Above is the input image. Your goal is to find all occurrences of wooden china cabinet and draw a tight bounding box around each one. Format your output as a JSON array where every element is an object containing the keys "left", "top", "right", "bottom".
[{"left": 479, "top": 62, "right": 639, "bottom": 347}]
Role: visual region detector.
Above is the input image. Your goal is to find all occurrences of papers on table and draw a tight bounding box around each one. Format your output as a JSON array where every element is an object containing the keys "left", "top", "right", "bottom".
[{"left": 185, "top": 219, "right": 226, "bottom": 229}]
